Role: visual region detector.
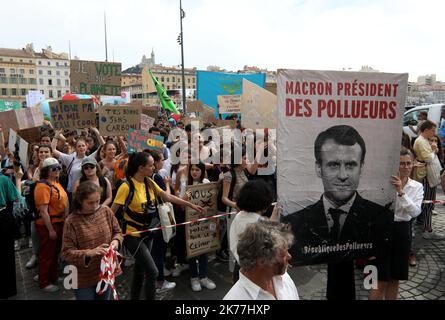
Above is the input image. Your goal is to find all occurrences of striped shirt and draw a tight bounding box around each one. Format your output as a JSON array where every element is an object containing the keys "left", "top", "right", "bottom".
[{"left": 61, "top": 206, "right": 123, "bottom": 289}]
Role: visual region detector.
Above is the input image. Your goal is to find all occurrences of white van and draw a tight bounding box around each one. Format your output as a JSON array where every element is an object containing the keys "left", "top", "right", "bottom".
[{"left": 403, "top": 104, "right": 444, "bottom": 139}]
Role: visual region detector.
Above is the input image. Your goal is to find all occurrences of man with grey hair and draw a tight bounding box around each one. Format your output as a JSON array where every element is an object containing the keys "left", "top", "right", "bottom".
[{"left": 223, "top": 220, "right": 299, "bottom": 300}]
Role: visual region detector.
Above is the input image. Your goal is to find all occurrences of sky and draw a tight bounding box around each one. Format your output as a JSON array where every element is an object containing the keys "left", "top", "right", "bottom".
[{"left": 1, "top": 0, "right": 444, "bottom": 82}]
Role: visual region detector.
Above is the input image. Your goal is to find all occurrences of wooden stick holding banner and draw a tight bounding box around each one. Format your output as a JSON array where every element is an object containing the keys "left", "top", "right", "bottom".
[{"left": 185, "top": 183, "right": 221, "bottom": 259}]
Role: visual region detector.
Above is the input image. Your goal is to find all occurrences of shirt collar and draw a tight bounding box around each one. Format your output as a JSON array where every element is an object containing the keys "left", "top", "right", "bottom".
[
  {"left": 239, "top": 271, "right": 278, "bottom": 300},
  {"left": 323, "top": 193, "right": 357, "bottom": 215}
]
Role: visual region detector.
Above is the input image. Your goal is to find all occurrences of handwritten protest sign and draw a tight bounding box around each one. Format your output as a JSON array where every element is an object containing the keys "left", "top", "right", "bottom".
[
  {"left": 185, "top": 183, "right": 220, "bottom": 258},
  {"left": 187, "top": 100, "right": 203, "bottom": 113},
  {"left": 217, "top": 95, "right": 241, "bottom": 114},
  {"left": 141, "top": 114, "right": 155, "bottom": 131},
  {"left": 142, "top": 106, "right": 159, "bottom": 121},
  {"left": 70, "top": 60, "right": 121, "bottom": 96},
  {"left": 98, "top": 105, "right": 141, "bottom": 136},
  {"left": 201, "top": 104, "right": 217, "bottom": 124},
  {"left": 127, "top": 129, "right": 164, "bottom": 153},
  {"left": 241, "top": 79, "right": 277, "bottom": 129},
  {"left": 26, "top": 90, "right": 45, "bottom": 108},
  {"left": 8, "top": 129, "right": 29, "bottom": 169},
  {"left": 50, "top": 99, "right": 97, "bottom": 130}
]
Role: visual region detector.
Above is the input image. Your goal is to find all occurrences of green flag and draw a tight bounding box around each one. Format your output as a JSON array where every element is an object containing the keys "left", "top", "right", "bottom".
[{"left": 148, "top": 69, "right": 180, "bottom": 115}]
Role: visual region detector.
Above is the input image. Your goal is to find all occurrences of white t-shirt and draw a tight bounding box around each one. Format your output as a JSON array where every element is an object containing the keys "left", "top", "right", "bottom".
[{"left": 229, "top": 211, "right": 263, "bottom": 263}]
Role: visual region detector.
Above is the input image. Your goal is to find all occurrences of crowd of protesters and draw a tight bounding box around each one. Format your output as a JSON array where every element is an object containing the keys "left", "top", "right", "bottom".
[{"left": 2, "top": 104, "right": 445, "bottom": 301}]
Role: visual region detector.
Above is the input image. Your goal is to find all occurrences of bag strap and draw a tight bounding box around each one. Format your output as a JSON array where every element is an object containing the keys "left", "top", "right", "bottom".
[
  {"left": 228, "top": 168, "right": 237, "bottom": 201},
  {"left": 122, "top": 179, "right": 135, "bottom": 215},
  {"left": 65, "top": 157, "right": 75, "bottom": 175}
]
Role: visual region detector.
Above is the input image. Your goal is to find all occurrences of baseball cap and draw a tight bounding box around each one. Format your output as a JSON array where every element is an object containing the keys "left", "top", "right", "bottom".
[
  {"left": 42, "top": 158, "right": 60, "bottom": 168},
  {"left": 81, "top": 157, "right": 98, "bottom": 167}
]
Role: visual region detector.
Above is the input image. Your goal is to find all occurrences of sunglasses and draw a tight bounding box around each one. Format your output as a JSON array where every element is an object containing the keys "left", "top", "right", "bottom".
[
  {"left": 83, "top": 165, "right": 96, "bottom": 170},
  {"left": 49, "top": 166, "right": 62, "bottom": 172}
]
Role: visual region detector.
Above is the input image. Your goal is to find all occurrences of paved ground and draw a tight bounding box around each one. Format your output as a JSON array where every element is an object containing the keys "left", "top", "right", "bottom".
[{"left": 9, "top": 192, "right": 445, "bottom": 300}]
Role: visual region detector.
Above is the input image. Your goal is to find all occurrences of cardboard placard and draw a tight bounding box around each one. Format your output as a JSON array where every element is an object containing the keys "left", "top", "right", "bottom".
[
  {"left": 98, "top": 105, "right": 141, "bottom": 136},
  {"left": 127, "top": 129, "right": 164, "bottom": 153},
  {"left": 8, "top": 129, "right": 29, "bottom": 168},
  {"left": 200, "top": 104, "right": 217, "bottom": 124},
  {"left": 216, "top": 120, "right": 237, "bottom": 129},
  {"left": 217, "top": 95, "right": 241, "bottom": 114},
  {"left": 49, "top": 99, "right": 97, "bottom": 130},
  {"left": 18, "top": 127, "right": 41, "bottom": 144},
  {"left": 187, "top": 100, "right": 203, "bottom": 113},
  {"left": 15, "top": 105, "right": 44, "bottom": 130},
  {"left": 185, "top": 183, "right": 220, "bottom": 258},
  {"left": 141, "top": 114, "right": 155, "bottom": 131},
  {"left": 70, "top": 59, "right": 122, "bottom": 96},
  {"left": 142, "top": 106, "right": 159, "bottom": 121},
  {"left": 241, "top": 79, "right": 277, "bottom": 129}
]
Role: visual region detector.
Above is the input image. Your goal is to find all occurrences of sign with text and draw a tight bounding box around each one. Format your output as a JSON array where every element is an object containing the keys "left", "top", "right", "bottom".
[
  {"left": 49, "top": 99, "right": 97, "bottom": 130},
  {"left": 142, "top": 106, "right": 159, "bottom": 121},
  {"left": 8, "top": 129, "right": 29, "bottom": 169},
  {"left": 241, "top": 79, "right": 277, "bottom": 129},
  {"left": 140, "top": 114, "right": 155, "bottom": 131},
  {"left": 127, "top": 129, "right": 164, "bottom": 153},
  {"left": 185, "top": 183, "right": 220, "bottom": 258},
  {"left": 278, "top": 69, "right": 407, "bottom": 266},
  {"left": 26, "top": 90, "right": 45, "bottom": 108},
  {"left": 98, "top": 105, "right": 141, "bottom": 136},
  {"left": 15, "top": 105, "right": 44, "bottom": 130},
  {"left": 200, "top": 104, "right": 217, "bottom": 124},
  {"left": 217, "top": 95, "right": 241, "bottom": 114},
  {"left": 187, "top": 100, "right": 203, "bottom": 113},
  {"left": 70, "top": 60, "right": 122, "bottom": 96}
]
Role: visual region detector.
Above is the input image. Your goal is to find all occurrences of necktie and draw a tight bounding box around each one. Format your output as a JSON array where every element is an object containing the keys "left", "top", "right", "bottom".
[{"left": 328, "top": 208, "right": 346, "bottom": 240}]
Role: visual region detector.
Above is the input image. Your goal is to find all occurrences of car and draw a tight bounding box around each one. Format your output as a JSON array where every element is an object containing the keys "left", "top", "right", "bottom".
[{"left": 403, "top": 104, "right": 444, "bottom": 140}]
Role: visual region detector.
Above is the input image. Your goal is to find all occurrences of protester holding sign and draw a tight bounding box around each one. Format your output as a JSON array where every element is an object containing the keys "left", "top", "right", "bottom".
[
  {"left": 111, "top": 152, "right": 204, "bottom": 300},
  {"left": 183, "top": 162, "right": 216, "bottom": 292}
]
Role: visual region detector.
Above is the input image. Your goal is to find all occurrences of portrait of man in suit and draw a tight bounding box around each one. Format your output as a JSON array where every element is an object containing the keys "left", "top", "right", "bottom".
[{"left": 282, "top": 125, "right": 393, "bottom": 266}]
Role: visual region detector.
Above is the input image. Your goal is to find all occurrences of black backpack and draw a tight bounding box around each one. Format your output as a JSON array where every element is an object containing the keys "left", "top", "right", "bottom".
[
  {"left": 217, "top": 168, "right": 237, "bottom": 213},
  {"left": 24, "top": 180, "right": 59, "bottom": 221}
]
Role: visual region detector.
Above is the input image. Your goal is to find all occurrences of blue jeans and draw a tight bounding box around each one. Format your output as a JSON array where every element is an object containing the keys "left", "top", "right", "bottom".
[
  {"left": 189, "top": 254, "right": 208, "bottom": 278},
  {"left": 74, "top": 286, "right": 111, "bottom": 300}
]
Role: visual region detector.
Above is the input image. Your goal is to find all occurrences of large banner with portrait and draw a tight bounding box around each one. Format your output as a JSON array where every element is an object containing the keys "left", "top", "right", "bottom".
[{"left": 277, "top": 69, "right": 408, "bottom": 266}]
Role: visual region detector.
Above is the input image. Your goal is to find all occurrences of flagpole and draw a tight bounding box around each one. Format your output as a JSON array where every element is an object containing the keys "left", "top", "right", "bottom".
[
  {"left": 180, "top": 0, "right": 186, "bottom": 114},
  {"left": 104, "top": 11, "right": 108, "bottom": 62}
]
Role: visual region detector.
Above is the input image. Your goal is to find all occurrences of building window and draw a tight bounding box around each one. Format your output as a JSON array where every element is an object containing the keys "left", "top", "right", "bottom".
[
  {"left": 57, "top": 79, "right": 61, "bottom": 86},
  {"left": 39, "top": 61, "right": 42, "bottom": 65},
  {"left": 0, "top": 68, "right": 4, "bottom": 74},
  {"left": 172, "top": 77, "right": 175, "bottom": 82},
  {"left": 56, "top": 62, "right": 59, "bottom": 67},
  {"left": 20, "top": 78, "right": 26, "bottom": 84},
  {"left": 167, "top": 78, "right": 170, "bottom": 82},
  {"left": 167, "top": 86, "right": 170, "bottom": 90},
  {"left": 40, "top": 90, "right": 44, "bottom": 95},
  {"left": 39, "top": 70, "right": 43, "bottom": 75},
  {"left": 161, "top": 77, "right": 164, "bottom": 82},
  {"left": 21, "top": 89, "right": 27, "bottom": 96},
  {"left": 188, "top": 78, "right": 190, "bottom": 83},
  {"left": 10, "top": 68, "right": 15, "bottom": 74},
  {"left": 0, "top": 77, "right": 7, "bottom": 84},
  {"left": 11, "top": 88, "right": 17, "bottom": 96},
  {"left": 193, "top": 78, "right": 196, "bottom": 83},
  {"left": 193, "top": 85, "right": 196, "bottom": 89},
  {"left": 48, "top": 70, "right": 52, "bottom": 76},
  {"left": 10, "top": 59, "right": 13, "bottom": 62},
  {"left": 29, "top": 60, "right": 32, "bottom": 63},
  {"left": 48, "top": 79, "right": 53, "bottom": 86},
  {"left": 56, "top": 71, "right": 60, "bottom": 76},
  {"left": 47, "top": 61, "right": 51, "bottom": 66},
  {"left": 29, "top": 69, "right": 34, "bottom": 75},
  {"left": 1, "top": 88, "right": 7, "bottom": 95},
  {"left": 57, "top": 90, "right": 62, "bottom": 98},
  {"left": 10, "top": 78, "right": 17, "bottom": 84},
  {"left": 29, "top": 78, "right": 36, "bottom": 85},
  {"left": 65, "top": 62, "right": 68, "bottom": 67},
  {"left": 49, "top": 90, "right": 53, "bottom": 98},
  {"left": 65, "top": 71, "right": 68, "bottom": 76},
  {"left": 39, "top": 79, "right": 44, "bottom": 85},
  {"left": 65, "top": 79, "right": 69, "bottom": 86}
]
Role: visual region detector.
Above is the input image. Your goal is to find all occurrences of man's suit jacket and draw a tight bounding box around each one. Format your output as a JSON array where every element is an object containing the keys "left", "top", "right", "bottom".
[{"left": 282, "top": 193, "right": 393, "bottom": 266}]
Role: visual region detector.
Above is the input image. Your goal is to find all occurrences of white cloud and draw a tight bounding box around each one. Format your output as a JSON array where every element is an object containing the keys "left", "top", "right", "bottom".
[{"left": 1, "top": 0, "right": 444, "bottom": 81}]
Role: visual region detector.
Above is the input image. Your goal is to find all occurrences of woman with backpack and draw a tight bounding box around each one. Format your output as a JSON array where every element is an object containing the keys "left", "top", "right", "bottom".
[
  {"left": 72, "top": 157, "right": 112, "bottom": 207},
  {"left": 34, "top": 158, "right": 68, "bottom": 293},
  {"left": 111, "top": 151, "right": 204, "bottom": 300}
]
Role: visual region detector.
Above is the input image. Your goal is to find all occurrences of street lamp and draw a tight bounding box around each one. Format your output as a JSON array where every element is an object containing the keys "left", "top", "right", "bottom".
[{"left": 179, "top": 0, "right": 186, "bottom": 113}]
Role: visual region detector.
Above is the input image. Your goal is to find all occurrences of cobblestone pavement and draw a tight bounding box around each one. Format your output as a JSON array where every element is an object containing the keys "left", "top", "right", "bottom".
[{"left": 10, "top": 194, "right": 445, "bottom": 300}]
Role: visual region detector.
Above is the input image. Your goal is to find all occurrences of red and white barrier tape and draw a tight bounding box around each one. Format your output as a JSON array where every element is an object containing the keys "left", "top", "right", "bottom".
[
  {"left": 96, "top": 245, "right": 122, "bottom": 300},
  {"left": 423, "top": 200, "right": 445, "bottom": 204},
  {"left": 126, "top": 211, "right": 238, "bottom": 236}
]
